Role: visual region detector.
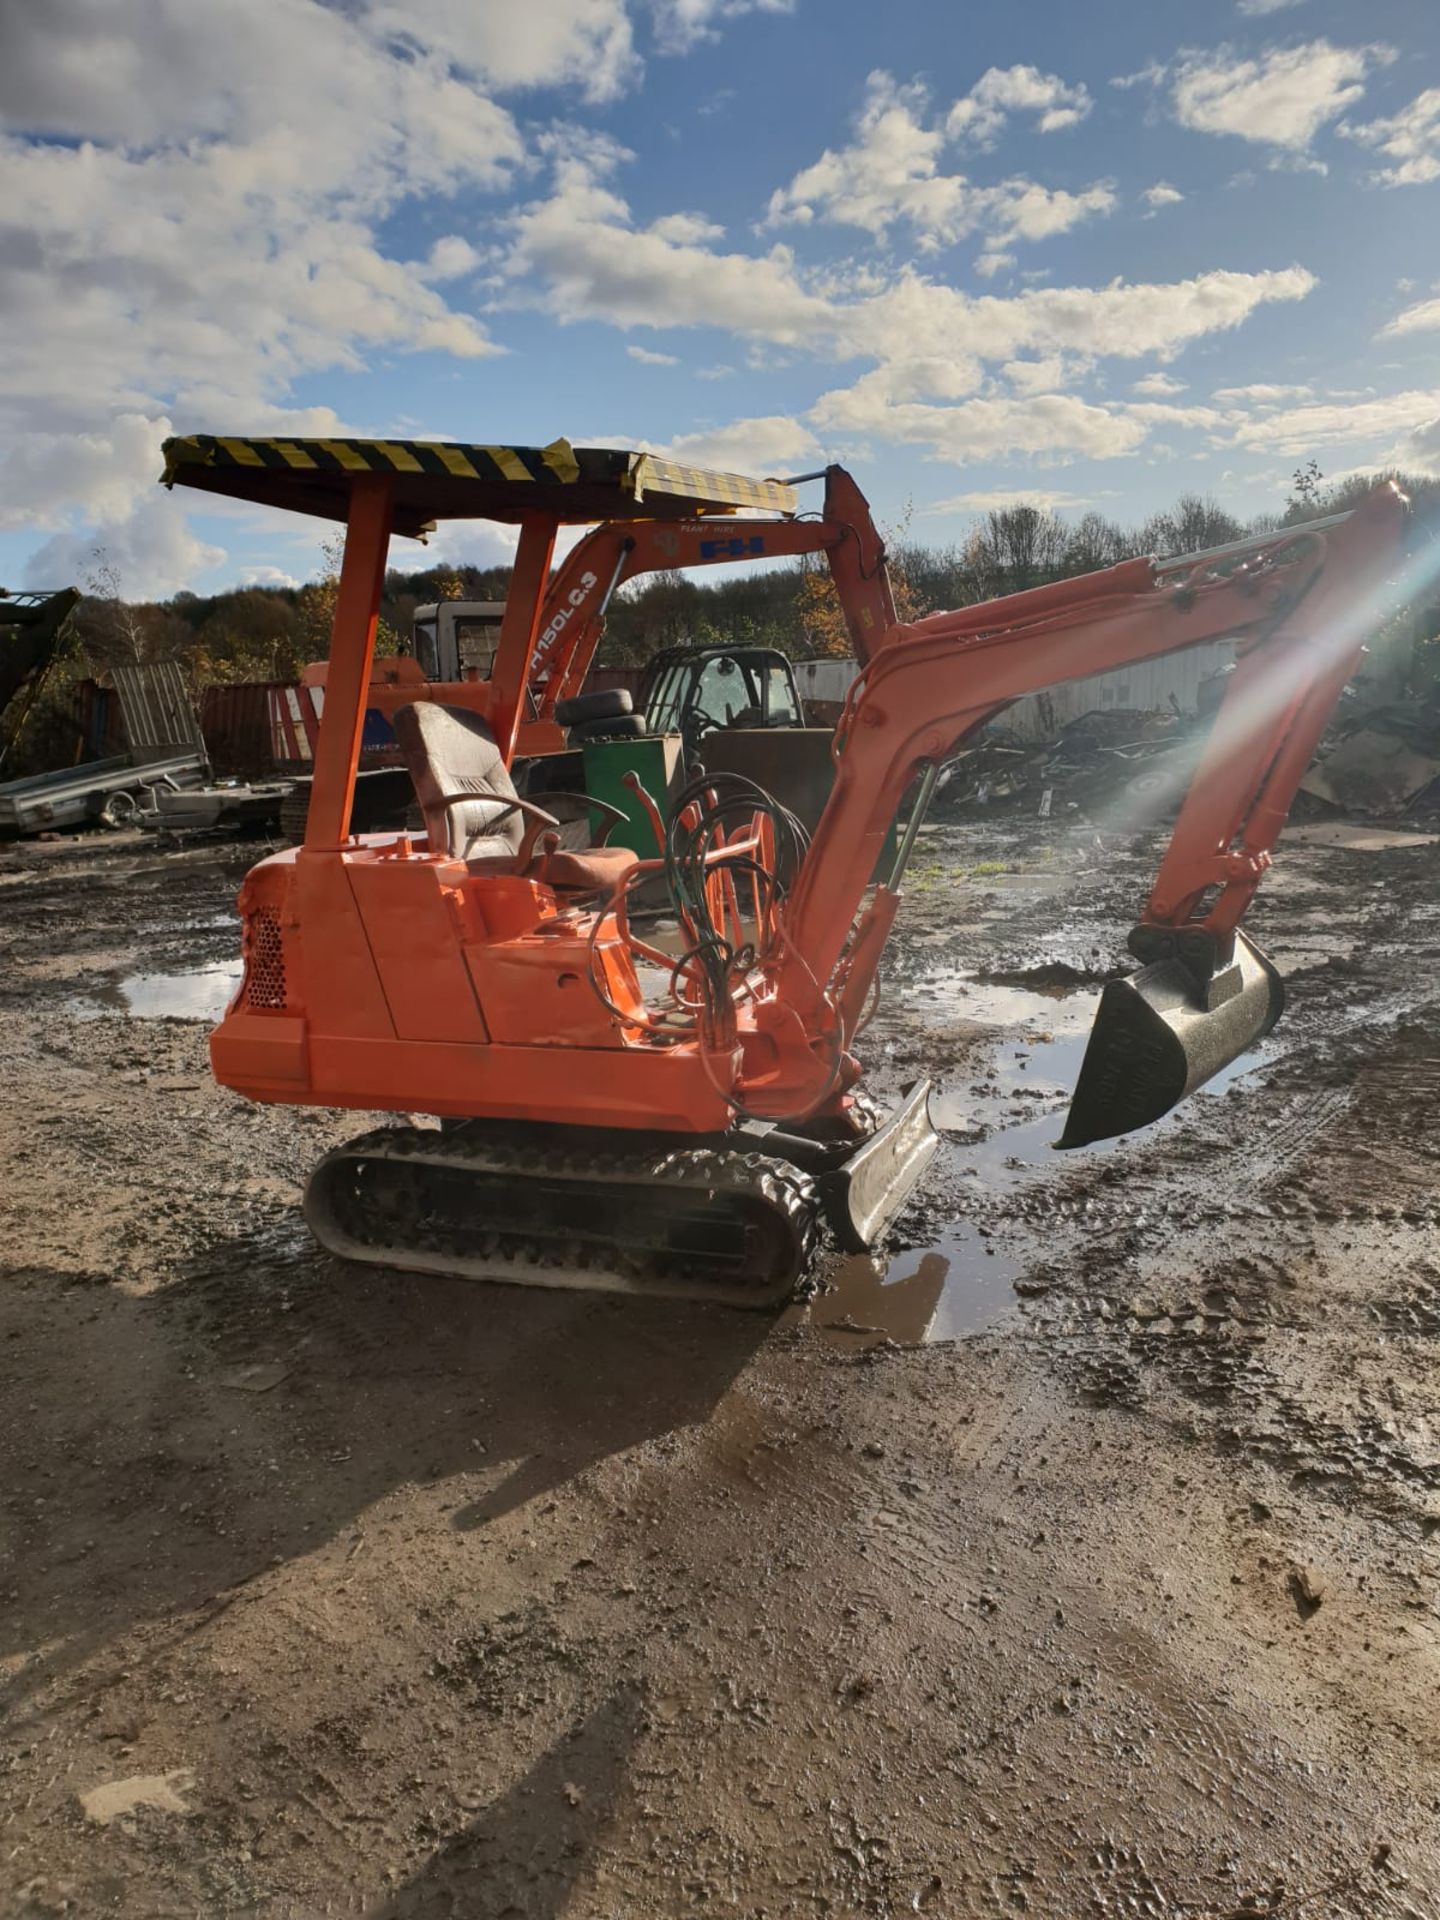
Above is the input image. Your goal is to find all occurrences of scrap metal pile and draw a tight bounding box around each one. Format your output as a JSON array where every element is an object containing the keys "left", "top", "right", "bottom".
[{"left": 935, "top": 706, "right": 1200, "bottom": 821}]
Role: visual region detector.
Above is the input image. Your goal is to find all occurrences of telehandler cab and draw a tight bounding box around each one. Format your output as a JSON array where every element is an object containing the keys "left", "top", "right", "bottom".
[{"left": 162, "top": 433, "right": 1406, "bottom": 1303}]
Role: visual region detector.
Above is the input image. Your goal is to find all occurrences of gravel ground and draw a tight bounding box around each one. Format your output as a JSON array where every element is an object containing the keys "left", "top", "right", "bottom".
[{"left": 2, "top": 813, "right": 1439, "bottom": 1920}]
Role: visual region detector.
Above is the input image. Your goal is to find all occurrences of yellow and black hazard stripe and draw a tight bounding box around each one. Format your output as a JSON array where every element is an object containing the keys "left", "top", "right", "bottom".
[
  {"left": 629, "top": 454, "right": 796, "bottom": 514},
  {"left": 161, "top": 434, "right": 582, "bottom": 488}
]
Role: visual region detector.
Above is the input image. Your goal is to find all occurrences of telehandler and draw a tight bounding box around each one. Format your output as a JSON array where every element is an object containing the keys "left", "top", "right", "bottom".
[{"left": 162, "top": 433, "right": 1406, "bottom": 1303}]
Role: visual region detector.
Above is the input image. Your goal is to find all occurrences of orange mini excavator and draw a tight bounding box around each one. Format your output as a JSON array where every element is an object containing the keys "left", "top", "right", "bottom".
[{"left": 163, "top": 435, "right": 1406, "bottom": 1303}]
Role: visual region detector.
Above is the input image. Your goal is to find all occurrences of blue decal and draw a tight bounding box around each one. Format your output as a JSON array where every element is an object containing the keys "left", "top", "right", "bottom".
[{"left": 699, "top": 536, "right": 767, "bottom": 560}]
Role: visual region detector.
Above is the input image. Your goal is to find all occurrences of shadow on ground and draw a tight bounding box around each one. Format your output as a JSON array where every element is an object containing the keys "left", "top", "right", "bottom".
[
  {"left": 366, "top": 1689, "right": 644, "bottom": 1920},
  {"left": 0, "top": 1234, "right": 769, "bottom": 1712}
]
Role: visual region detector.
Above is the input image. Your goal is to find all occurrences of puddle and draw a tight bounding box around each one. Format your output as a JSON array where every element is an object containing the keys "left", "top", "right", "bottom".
[
  {"left": 790, "top": 1228, "right": 1024, "bottom": 1350},
  {"left": 70, "top": 963, "right": 242, "bottom": 1021},
  {"left": 904, "top": 974, "right": 1096, "bottom": 1138},
  {"left": 806, "top": 962, "right": 1279, "bottom": 1349},
  {"left": 902, "top": 968, "right": 1276, "bottom": 1157}
]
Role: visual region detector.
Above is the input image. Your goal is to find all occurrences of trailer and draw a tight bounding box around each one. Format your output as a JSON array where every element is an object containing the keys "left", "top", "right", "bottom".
[
  {"left": 0, "top": 750, "right": 209, "bottom": 835},
  {"left": 0, "top": 660, "right": 209, "bottom": 838}
]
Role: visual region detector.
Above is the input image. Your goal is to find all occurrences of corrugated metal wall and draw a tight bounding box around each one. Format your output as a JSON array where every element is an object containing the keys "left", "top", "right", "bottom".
[
  {"left": 112, "top": 662, "right": 205, "bottom": 763},
  {"left": 71, "top": 680, "right": 126, "bottom": 761},
  {"left": 200, "top": 681, "right": 288, "bottom": 777},
  {"left": 792, "top": 659, "right": 856, "bottom": 706},
  {"left": 583, "top": 665, "right": 647, "bottom": 701},
  {"left": 1002, "top": 641, "right": 1237, "bottom": 741}
]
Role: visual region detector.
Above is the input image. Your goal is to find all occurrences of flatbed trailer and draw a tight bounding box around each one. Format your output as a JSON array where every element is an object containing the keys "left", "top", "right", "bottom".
[{"left": 0, "top": 749, "right": 208, "bottom": 835}]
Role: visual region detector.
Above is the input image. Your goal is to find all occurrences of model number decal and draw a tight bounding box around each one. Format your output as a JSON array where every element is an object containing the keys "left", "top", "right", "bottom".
[{"left": 534, "top": 570, "right": 600, "bottom": 668}]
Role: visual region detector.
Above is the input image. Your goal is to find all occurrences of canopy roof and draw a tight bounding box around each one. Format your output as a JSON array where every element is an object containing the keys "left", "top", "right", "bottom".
[{"left": 160, "top": 434, "right": 799, "bottom": 538}]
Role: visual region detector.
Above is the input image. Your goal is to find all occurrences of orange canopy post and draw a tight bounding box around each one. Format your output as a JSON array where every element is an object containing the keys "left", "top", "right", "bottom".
[
  {"left": 484, "top": 512, "right": 559, "bottom": 765},
  {"left": 303, "top": 474, "right": 393, "bottom": 850}
]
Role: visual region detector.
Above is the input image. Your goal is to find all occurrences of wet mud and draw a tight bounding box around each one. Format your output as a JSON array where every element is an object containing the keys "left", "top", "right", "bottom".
[{"left": 3, "top": 819, "right": 1439, "bottom": 1919}]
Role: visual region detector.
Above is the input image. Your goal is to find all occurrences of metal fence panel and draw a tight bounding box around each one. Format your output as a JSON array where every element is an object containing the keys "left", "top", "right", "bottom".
[{"left": 112, "top": 662, "right": 206, "bottom": 763}]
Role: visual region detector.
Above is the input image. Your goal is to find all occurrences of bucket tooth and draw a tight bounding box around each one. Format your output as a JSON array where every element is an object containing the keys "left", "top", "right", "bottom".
[{"left": 1060, "top": 930, "right": 1283, "bottom": 1150}]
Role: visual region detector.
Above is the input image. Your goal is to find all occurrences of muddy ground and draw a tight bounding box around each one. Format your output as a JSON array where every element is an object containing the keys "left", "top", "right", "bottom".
[{"left": 2, "top": 810, "right": 1439, "bottom": 1919}]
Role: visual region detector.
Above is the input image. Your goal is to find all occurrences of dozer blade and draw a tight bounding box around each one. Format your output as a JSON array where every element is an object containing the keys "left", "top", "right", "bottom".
[
  {"left": 303, "top": 1124, "right": 819, "bottom": 1308},
  {"left": 1059, "top": 930, "right": 1283, "bottom": 1149},
  {"left": 821, "top": 1079, "right": 939, "bottom": 1253}
]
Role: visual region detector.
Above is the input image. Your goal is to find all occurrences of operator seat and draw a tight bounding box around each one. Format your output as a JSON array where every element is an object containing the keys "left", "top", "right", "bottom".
[{"left": 392, "top": 702, "right": 638, "bottom": 894}]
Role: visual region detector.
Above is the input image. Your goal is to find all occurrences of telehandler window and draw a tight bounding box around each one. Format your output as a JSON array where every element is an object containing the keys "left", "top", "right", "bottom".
[{"left": 762, "top": 664, "right": 800, "bottom": 726}]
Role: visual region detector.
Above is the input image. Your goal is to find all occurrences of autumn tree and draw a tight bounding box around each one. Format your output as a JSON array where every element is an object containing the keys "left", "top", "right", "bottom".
[
  {"left": 295, "top": 533, "right": 398, "bottom": 662},
  {"left": 189, "top": 589, "right": 303, "bottom": 686},
  {"left": 794, "top": 543, "right": 926, "bottom": 658}
]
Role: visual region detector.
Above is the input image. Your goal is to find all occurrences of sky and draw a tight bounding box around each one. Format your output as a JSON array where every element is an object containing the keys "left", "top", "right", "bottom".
[{"left": 1, "top": 0, "right": 1438, "bottom": 600}]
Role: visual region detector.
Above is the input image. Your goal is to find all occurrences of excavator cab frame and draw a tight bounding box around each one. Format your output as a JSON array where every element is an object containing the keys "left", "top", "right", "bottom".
[{"left": 162, "top": 433, "right": 1409, "bottom": 1304}]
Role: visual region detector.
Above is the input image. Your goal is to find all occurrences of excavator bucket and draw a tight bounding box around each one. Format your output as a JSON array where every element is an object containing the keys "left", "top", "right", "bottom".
[{"left": 1059, "top": 930, "right": 1284, "bottom": 1149}]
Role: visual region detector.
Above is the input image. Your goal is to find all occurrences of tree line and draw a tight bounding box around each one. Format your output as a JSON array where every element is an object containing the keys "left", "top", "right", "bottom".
[{"left": 5, "top": 466, "right": 1437, "bottom": 775}]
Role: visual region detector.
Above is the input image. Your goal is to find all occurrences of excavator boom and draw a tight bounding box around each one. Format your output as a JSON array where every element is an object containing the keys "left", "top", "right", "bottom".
[{"left": 529, "top": 463, "right": 896, "bottom": 718}]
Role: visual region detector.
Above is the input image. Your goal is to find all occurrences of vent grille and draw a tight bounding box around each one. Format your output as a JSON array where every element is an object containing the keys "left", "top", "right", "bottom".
[{"left": 245, "top": 909, "right": 288, "bottom": 1010}]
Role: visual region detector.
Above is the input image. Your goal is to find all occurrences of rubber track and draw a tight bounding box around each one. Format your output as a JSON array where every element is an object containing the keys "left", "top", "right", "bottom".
[{"left": 303, "top": 1126, "right": 819, "bottom": 1307}]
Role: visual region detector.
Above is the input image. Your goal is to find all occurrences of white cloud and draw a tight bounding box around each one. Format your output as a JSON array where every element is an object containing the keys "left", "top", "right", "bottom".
[
  {"left": 1111, "top": 63, "right": 1168, "bottom": 93},
  {"left": 611, "top": 414, "right": 821, "bottom": 474},
  {"left": 836, "top": 266, "right": 1317, "bottom": 370},
  {"left": 923, "top": 487, "right": 1087, "bottom": 514},
  {"left": 647, "top": 0, "right": 795, "bottom": 54},
  {"left": 240, "top": 564, "right": 301, "bottom": 589},
  {"left": 511, "top": 155, "right": 1318, "bottom": 474},
  {"left": 791, "top": 268, "right": 1314, "bottom": 466},
  {"left": 0, "top": 414, "right": 173, "bottom": 531},
  {"left": 809, "top": 385, "right": 1148, "bottom": 463},
  {"left": 0, "top": 0, "right": 572, "bottom": 591},
  {"left": 1392, "top": 416, "right": 1440, "bottom": 477},
  {"left": 1171, "top": 40, "right": 1392, "bottom": 152},
  {"left": 946, "top": 65, "right": 1094, "bottom": 144},
  {"left": 764, "top": 73, "right": 963, "bottom": 244},
  {"left": 627, "top": 344, "right": 682, "bottom": 365},
  {"left": 1003, "top": 356, "right": 1077, "bottom": 395},
  {"left": 511, "top": 168, "right": 831, "bottom": 339},
  {"left": 1226, "top": 388, "right": 1440, "bottom": 455},
  {"left": 994, "top": 181, "right": 1116, "bottom": 242},
  {"left": 1343, "top": 88, "right": 1440, "bottom": 186},
  {"left": 1212, "top": 382, "right": 1314, "bottom": 402},
  {"left": 1125, "top": 400, "right": 1228, "bottom": 431},
  {"left": 662, "top": 414, "right": 821, "bottom": 473},
  {"left": 24, "top": 495, "right": 225, "bottom": 599},
  {"left": 1133, "top": 373, "right": 1188, "bottom": 396},
  {"left": 363, "top": 0, "right": 640, "bottom": 102},
  {"left": 1381, "top": 297, "right": 1440, "bottom": 338},
  {"left": 420, "top": 235, "right": 484, "bottom": 282},
  {"left": 1143, "top": 182, "right": 1184, "bottom": 207},
  {"left": 647, "top": 211, "right": 723, "bottom": 245},
  {"left": 762, "top": 71, "right": 1112, "bottom": 253},
  {"left": 1236, "top": 0, "right": 1307, "bottom": 14},
  {"left": 975, "top": 251, "right": 1017, "bottom": 280}
]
